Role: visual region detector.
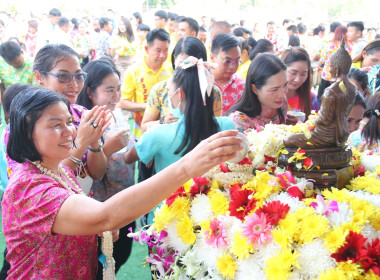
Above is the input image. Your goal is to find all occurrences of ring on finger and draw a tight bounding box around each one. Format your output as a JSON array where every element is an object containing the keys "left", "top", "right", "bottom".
[
  {"left": 92, "top": 122, "right": 98, "bottom": 128},
  {"left": 89, "top": 118, "right": 94, "bottom": 125}
]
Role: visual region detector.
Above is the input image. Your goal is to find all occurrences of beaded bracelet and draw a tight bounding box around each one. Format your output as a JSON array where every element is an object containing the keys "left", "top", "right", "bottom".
[{"left": 69, "top": 155, "right": 82, "bottom": 165}]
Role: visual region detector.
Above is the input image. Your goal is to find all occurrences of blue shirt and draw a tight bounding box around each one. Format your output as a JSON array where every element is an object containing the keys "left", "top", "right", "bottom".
[{"left": 135, "top": 116, "right": 235, "bottom": 172}]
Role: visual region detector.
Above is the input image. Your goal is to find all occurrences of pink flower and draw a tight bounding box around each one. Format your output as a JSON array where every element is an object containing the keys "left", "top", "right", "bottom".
[
  {"left": 204, "top": 218, "right": 228, "bottom": 248},
  {"left": 310, "top": 195, "right": 338, "bottom": 216},
  {"left": 242, "top": 213, "right": 272, "bottom": 246}
]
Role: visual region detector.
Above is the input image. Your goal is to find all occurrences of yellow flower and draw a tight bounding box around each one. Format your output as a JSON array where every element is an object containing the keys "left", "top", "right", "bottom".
[
  {"left": 277, "top": 214, "right": 299, "bottom": 242},
  {"left": 176, "top": 214, "right": 196, "bottom": 245},
  {"left": 369, "top": 211, "right": 380, "bottom": 230},
  {"left": 299, "top": 212, "right": 330, "bottom": 244},
  {"left": 183, "top": 179, "right": 193, "bottom": 193},
  {"left": 318, "top": 268, "right": 346, "bottom": 280},
  {"left": 347, "top": 174, "right": 380, "bottom": 194},
  {"left": 337, "top": 261, "right": 364, "bottom": 279},
  {"left": 323, "top": 226, "right": 349, "bottom": 253},
  {"left": 153, "top": 204, "right": 172, "bottom": 231},
  {"left": 208, "top": 190, "right": 229, "bottom": 215},
  {"left": 210, "top": 179, "right": 220, "bottom": 190},
  {"left": 362, "top": 269, "right": 380, "bottom": 280},
  {"left": 250, "top": 171, "right": 281, "bottom": 202},
  {"left": 216, "top": 254, "right": 238, "bottom": 279},
  {"left": 230, "top": 232, "right": 254, "bottom": 260},
  {"left": 265, "top": 248, "right": 299, "bottom": 280},
  {"left": 272, "top": 227, "right": 292, "bottom": 249},
  {"left": 170, "top": 196, "right": 191, "bottom": 220},
  {"left": 322, "top": 188, "right": 350, "bottom": 203},
  {"left": 199, "top": 219, "right": 210, "bottom": 234}
]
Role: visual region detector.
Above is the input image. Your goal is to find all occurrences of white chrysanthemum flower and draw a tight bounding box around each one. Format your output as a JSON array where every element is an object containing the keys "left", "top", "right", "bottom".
[
  {"left": 190, "top": 195, "right": 213, "bottom": 224},
  {"left": 163, "top": 222, "right": 190, "bottom": 254},
  {"left": 361, "top": 154, "right": 380, "bottom": 172},
  {"left": 266, "top": 192, "right": 305, "bottom": 212},
  {"left": 294, "top": 239, "right": 336, "bottom": 279},
  {"left": 349, "top": 190, "right": 380, "bottom": 208},
  {"left": 192, "top": 236, "right": 227, "bottom": 268},
  {"left": 252, "top": 241, "right": 281, "bottom": 268},
  {"left": 361, "top": 223, "right": 380, "bottom": 241},
  {"left": 180, "top": 249, "right": 205, "bottom": 277},
  {"left": 236, "top": 256, "right": 267, "bottom": 280},
  {"left": 327, "top": 202, "right": 353, "bottom": 226},
  {"left": 218, "top": 215, "right": 243, "bottom": 245}
]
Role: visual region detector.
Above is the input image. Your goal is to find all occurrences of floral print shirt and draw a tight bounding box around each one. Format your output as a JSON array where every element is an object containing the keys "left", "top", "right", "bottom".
[
  {"left": 0, "top": 57, "right": 36, "bottom": 87},
  {"left": 146, "top": 79, "right": 223, "bottom": 119},
  {"left": 319, "top": 40, "right": 352, "bottom": 81},
  {"left": 94, "top": 30, "right": 111, "bottom": 59},
  {"left": 229, "top": 109, "right": 286, "bottom": 132},
  {"left": 111, "top": 35, "right": 136, "bottom": 57},
  {"left": 1, "top": 162, "right": 97, "bottom": 279},
  {"left": 216, "top": 74, "right": 245, "bottom": 115}
]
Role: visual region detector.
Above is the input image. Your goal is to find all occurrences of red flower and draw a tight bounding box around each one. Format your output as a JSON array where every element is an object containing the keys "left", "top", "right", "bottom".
[
  {"left": 354, "top": 165, "right": 366, "bottom": 177},
  {"left": 287, "top": 186, "right": 305, "bottom": 200},
  {"left": 331, "top": 231, "right": 367, "bottom": 263},
  {"left": 358, "top": 238, "right": 380, "bottom": 275},
  {"left": 303, "top": 157, "right": 313, "bottom": 168},
  {"left": 229, "top": 183, "right": 243, "bottom": 197},
  {"left": 255, "top": 201, "right": 290, "bottom": 225},
  {"left": 264, "top": 155, "right": 276, "bottom": 164},
  {"left": 237, "top": 157, "right": 252, "bottom": 165},
  {"left": 220, "top": 162, "right": 231, "bottom": 173},
  {"left": 193, "top": 176, "right": 210, "bottom": 186},
  {"left": 276, "top": 171, "right": 295, "bottom": 189},
  {"left": 166, "top": 187, "right": 186, "bottom": 206},
  {"left": 229, "top": 188, "right": 256, "bottom": 221},
  {"left": 190, "top": 183, "right": 210, "bottom": 197},
  {"left": 298, "top": 149, "right": 306, "bottom": 155}
]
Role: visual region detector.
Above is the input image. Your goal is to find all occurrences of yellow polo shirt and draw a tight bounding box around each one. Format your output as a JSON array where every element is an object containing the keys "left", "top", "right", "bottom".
[
  {"left": 236, "top": 59, "right": 251, "bottom": 79},
  {"left": 121, "top": 58, "right": 173, "bottom": 139}
]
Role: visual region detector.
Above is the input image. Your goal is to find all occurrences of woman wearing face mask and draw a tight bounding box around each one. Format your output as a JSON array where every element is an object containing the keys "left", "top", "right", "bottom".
[
  {"left": 111, "top": 17, "right": 135, "bottom": 79},
  {"left": 76, "top": 59, "right": 136, "bottom": 279},
  {"left": 281, "top": 47, "right": 319, "bottom": 119},
  {"left": 141, "top": 36, "right": 223, "bottom": 132},
  {"left": 228, "top": 53, "right": 288, "bottom": 131}
]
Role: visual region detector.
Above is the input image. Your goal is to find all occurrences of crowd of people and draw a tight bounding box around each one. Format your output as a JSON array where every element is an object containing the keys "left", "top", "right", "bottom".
[{"left": 0, "top": 6, "right": 379, "bottom": 279}]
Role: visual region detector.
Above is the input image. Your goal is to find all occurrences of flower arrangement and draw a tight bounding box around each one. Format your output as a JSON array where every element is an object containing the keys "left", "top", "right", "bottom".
[{"left": 130, "top": 123, "right": 380, "bottom": 280}]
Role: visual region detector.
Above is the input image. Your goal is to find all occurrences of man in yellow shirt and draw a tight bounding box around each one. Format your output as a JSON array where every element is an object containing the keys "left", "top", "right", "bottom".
[{"left": 120, "top": 28, "right": 173, "bottom": 140}]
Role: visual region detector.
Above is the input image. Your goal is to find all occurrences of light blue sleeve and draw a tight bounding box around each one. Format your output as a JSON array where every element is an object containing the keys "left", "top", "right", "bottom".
[
  {"left": 217, "top": 116, "right": 236, "bottom": 131},
  {"left": 135, "top": 127, "right": 161, "bottom": 165}
]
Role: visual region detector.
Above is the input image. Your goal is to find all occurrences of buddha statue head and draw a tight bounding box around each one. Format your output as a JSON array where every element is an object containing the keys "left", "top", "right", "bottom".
[{"left": 330, "top": 40, "right": 352, "bottom": 78}]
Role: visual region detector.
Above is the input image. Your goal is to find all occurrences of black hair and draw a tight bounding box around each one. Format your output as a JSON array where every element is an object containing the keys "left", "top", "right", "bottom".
[
  {"left": 228, "top": 53, "right": 287, "bottom": 124},
  {"left": 330, "top": 22, "right": 341, "bottom": 33},
  {"left": 7, "top": 87, "right": 70, "bottom": 163},
  {"left": 240, "top": 19, "right": 245, "bottom": 26},
  {"left": 283, "top": 19, "right": 291, "bottom": 25},
  {"left": 239, "top": 37, "right": 249, "bottom": 53},
  {"left": 146, "top": 28, "right": 170, "bottom": 46},
  {"left": 28, "top": 19, "right": 38, "bottom": 30},
  {"left": 267, "top": 21, "right": 275, "bottom": 26},
  {"left": 287, "top": 25, "right": 298, "bottom": 34},
  {"left": 347, "top": 21, "right": 364, "bottom": 32},
  {"left": 2, "top": 83, "right": 32, "bottom": 121},
  {"left": 71, "top": 18, "right": 79, "bottom": 29},
  {"left": 376, "top": 34, "right": 380, "bottom": 40},
  {"left": 99, "top": 17, "right": 111, "bottom": 29},
  {"left": 211, "top": 33, "right": 240, "bottom": 54},
  {"left": 154, "top": 10, "right": 168, "bottom": 21},
  {"left": 297, "top": 23, "right": 307, "bottom": 34},
  {"left": 353, "top": 90, "right": 367, "bottom": 109},
  {"left": 180, "top": 17, "right": 199, "bottom": 36},
  {"left": 77, "top": 60, "right": 120, "bottom": 110},
  {"left": 33, "top": 44, "right": 78, "bottom": 74},
  {"left": 281, "top": 47, "right": 312, "bottom": 116},
  {"left": 249, "top": 39, "right": 273, "bottom": 60},
  {"left": 49, "top": 8, "right": 61, "bottom": 17},
  {"left": 58, "top": 17, "right": 69, "bottom": 27},
  {"left": 199, "top": 26, "right": 207, "bottom": 33},
  {"left": 168, "top": 12, "right": 178, "bottom": 21},
  {"left": 362, "top": 92, "right": 380, "bottom": 145},
  {"left": 288, "top": 34, "right": 300, "bottom": 47},
  {"left": 175, "top": 16, "right": 184, "bottom": 24},
  {"left": 137, "top": 24, "right": 150, "bottom": 32},
  {"left": 348, "top": 68, "right": 369, "bottom": 95},
  {"left": 313, "top": 25, "right": 325, "bottom": 36},
  {"left": 133, "top": 12, "right": 143, "bottom": 24},
  {"left": 232, "top": 27, "right": 246, "bottom": 37},
  {"left": 172, "top": 64, "right": 219, "bottom": 156},
  {"left": 171, "top": 36, "right": 207, "bottom": 69},
  {"left": 0, "top": 41, "right": 22, "bottom": 64},
  {"left": 118, "top": 17, "right": 135, "bottom": 43}
]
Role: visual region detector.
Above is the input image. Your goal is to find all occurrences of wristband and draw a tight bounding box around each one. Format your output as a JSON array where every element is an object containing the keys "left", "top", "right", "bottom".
[
  {"left": 88, "top": 141, "right": 103, "bottom": 153},
  {"left": 69, "top": 155, "right": 82, "bottom": 165},
  {"left": 159, "top": 117, "right": 165, "bottom": 124}
]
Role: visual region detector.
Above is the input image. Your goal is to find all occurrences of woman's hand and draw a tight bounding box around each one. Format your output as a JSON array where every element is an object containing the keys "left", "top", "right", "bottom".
[
  {"left": 75, "top": 106, "right": 112, "bottom": 150},
  {"left": 163, "top": 113, "right": 179, "bottom": 124},
  {"left": 286, "top": 113, "right": 299, "bottom": 125},
  {"left": 180, "top": 130, "right": 243, "bottom": 179},
  {"left": 103, "top": 129, "right": 129, "bottom": 158}
]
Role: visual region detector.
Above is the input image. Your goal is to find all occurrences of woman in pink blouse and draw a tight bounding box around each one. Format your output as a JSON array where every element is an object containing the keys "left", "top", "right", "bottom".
[
  {"left": 228, "top": 53, "right": 288, "bottom": 131},
  {"left": 2, "top": 87, "right": 242, "bottom": 279}
]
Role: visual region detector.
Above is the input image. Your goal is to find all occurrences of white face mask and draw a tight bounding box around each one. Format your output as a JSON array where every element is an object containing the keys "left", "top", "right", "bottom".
[{"left": 168, "top": 88, "right": 183, "bottom": 118}]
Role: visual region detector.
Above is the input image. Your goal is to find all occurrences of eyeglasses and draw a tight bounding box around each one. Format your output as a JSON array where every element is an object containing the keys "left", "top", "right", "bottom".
[
  {"left": 41, "top": 72, "right": 88, "bottom": 83},
  {"left": 213, "top": 54, "right": 243, "bottom": 68}
]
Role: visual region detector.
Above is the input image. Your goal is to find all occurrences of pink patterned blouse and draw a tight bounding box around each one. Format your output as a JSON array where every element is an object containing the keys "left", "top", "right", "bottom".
[
  {"left": 1, "top": 162, "right": 97, "bottom": 279},
  {"left": 215, "top": 74, "right": 245, "bottom": 115},
  {"left": 229, "top": 110, "right": 286, "bottom": 132}
]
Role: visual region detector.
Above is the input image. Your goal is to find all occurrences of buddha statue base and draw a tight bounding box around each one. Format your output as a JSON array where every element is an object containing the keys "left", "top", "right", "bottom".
[{"left": 277, "top": 146, "right": 354, "bottom": 189}]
